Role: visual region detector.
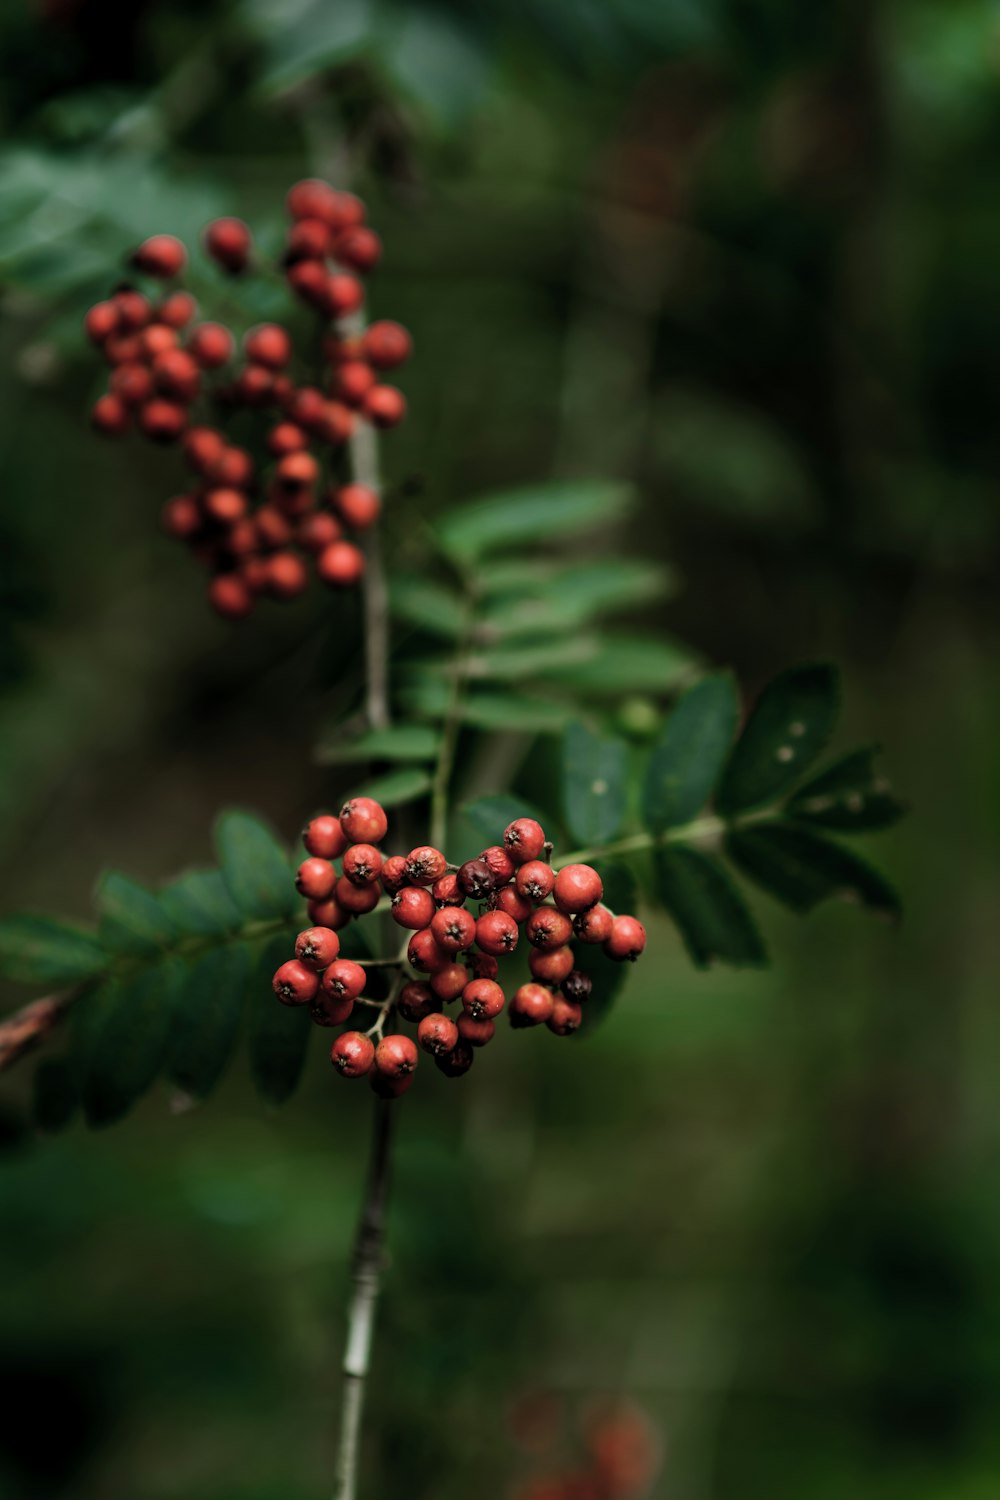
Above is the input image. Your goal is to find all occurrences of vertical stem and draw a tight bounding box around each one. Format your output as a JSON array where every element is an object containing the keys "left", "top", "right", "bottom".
[
  {"left": 342, "top": 321, "right": 391, "bottom": 733},
  {"left": 332, "top": 1097, "right": 396, "bottom": 1500}
]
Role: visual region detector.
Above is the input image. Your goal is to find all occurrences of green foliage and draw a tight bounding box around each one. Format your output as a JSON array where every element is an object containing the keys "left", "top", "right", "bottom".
[
  {"left": 716, "top": 664, "right": 840, "bottom": 815},
  {"left": 95, "top": 872, "right": 176, "bottom": 956},
  {"left": 726, "top": 823, "right": 901, "bottom": 919},
  {"left": 562, "top": 722, "right": 628, "bottom": 846},
  {"left": 81, "top": 957, "right": 186, "bottom": 1127},
  {"left": 462, "top": 794, "right": 549, "bottom": 844},
  {"left": 642, "top": 673, "right": 739, "bottom": 832},
  {"left": 0, "top": 914, "right": 107, "bottom": 986},
  {"left": 435, "top": 480, "right": 634, "bottom": 563},
  {"left": 168, "top": 943, "right": 252, "bottom": 1099},
  {"left": 249, "top": 934, "right": 312, "bottom": 1106},
  {"left": 348, "top": 767, "right": 434, "bottom": 807},
  {"left": 215, "top": 810, "right": 297, "bottom": 922},
  {"left": 654, "top": 848, "right": 767, "bottom": 968}
]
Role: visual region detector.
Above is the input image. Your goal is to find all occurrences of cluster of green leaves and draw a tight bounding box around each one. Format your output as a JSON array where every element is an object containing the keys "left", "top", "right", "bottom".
[{"left": 0, "top": 813, "right": 321, "bottom": 1130}]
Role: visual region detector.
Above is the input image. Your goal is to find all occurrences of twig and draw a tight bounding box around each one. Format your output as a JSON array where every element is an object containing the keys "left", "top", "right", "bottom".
[
  {"left": 0, "top": 991, "right": 74, "bottom": 1072},
  {"left": 332, "top": 1096, "right": 396, "bottom": 1500}
]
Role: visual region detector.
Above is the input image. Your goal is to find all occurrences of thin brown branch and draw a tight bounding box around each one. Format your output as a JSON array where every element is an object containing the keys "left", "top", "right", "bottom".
[{"left": 0, "top": 991, "right": 74, "bottom": 1072}]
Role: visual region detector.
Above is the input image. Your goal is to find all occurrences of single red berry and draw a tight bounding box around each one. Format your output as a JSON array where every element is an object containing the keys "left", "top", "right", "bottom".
[
  {"left": 332, "top": 1030, "right": 375, "bottom": 1078},
  {"left": 310, "top": 991, "right": 354, "bottom": 1027},
  {"left": 407, "top": 927, "right": 451, "bottom": 973},
  {"left": 285, "top": 217, "right": 334, "bottom": 260},
  {"left": 244, "top": 322, "right": 293, "bottom": 370},
  {"left": 479, "top": 845, "right": 515, "bottom": 885},
  {"left": 286, "top": 178, "right": 342, "bottom": 223},
  {"left": 296, "top": 857, "right": 337, "bottom": 901},
  {"left": 431, "top": 905, "right": 476, "bottom": 954},
  {"left": 84, "top": 300, "right": 119, "bottom": 345},
  {"left": 430, "top": 963, "right": 471, "bottom": 1002},
  {"left": 103, "top": 333, "right": 143, "bottom": 364},
  {"left": 468, "top": 951, "right": 499, "bottom": 981},
  {"left": 204, "top": 216, "right": 252, "bottom": 272},
  {"left": 343, "top": 842, "right": 383, "bottom": 885},
  {"left": 331, "top": 361, "right": 376, "bottom": 408},
  {"left": 157, "top": 290, "right": 198, "bottom": 328},
  {"left": 140, "top": 323, "right": 178, "bottom": 359},
  {"left": 458, "top": 858, "right": 494, "bottom": 900},
  {"left": 553, "top": 864, "right": 603, "bottom": 914},
  {"left": 329, "top": 191, "right": 365, "bottom": 229},
  {"left": 208, "top": 573, "right": 253, "bottom": 619},
  {"left": 273, "top": 959, "right": 320, "bottom": 1006},
  {"left": 295, "top": 925, "right": 341, "bottom": 970},
  {"left": 317, "top": 540, "right": 365, "bottom": 587},
  {"left": 138, "top": 398, "right": 187, "bottom": 442},
  {"left": 182, "top": 424, "right": 227, "bottom": 475},
  {"left": 405, "top": 846, "right": 447, "bottom": 885},
  {"left": 370, "top": 1068, "right": 415, "bottom": 1098},
  {"left": 340, "top": 796, "right": 388, "bottom": 844},
  {"left": 113, "top": 289, "right": 151, "bottom": 330},
  {"left": 276, "top": 451, "right": 319, "bottom": 489},
  {"left": 363, "top": 384, "right": 406, "bottom": 428},
  {"left": 398, "top": 980, "right": 436, "bottom": 1023},
  {"left": 335, "top": 874, "right": 381, "bottom": 915},
  {"left": 461, "top": 978, "right": 506, "bottom": 1021},
  {"left": 362, "top": 321, "right": 412, "bottom": 370},
  {"left": 374, "top": 1033, "right": 418, "bottom": 1078},
  {"left": 509, "top": 983, "right": 555, "bottom": 1027},
  {"left": 267, "top": 421, "right": 308, "bottom": 456},
  {"left": 515, "top": 860, "right": 555, "bottom": 902},
  {"left": 188, "top": 321, "right": 234, "bottom": 369},
  {"left": 153, "top": 348, "right": 200, "bottom": 402},
  {"left": 332, "top": 482, "right": 380, "bottom": 530},
  {"left": 287, "top": 258, "right": 332, "bottom": 309},
  {"left": 379, "top": 854, "right": 409, "bottom": 894},
  {"left": 475, "top": 910, "right": 519, "bottom": 957},
  {"left": 432, "top": 872, "right": 463, "bottom": 906},
  {"left": 418, "top": 1013, "right": 459, "bottom": 1057},
  {"left": 234, "top": 364, "right": 274, "bottom": 407},
  {"left": 265, "top": 551, "right": 309, "bottom": 600},
  {"left": 203, "top": 487, "right": 247, "bottom": 526},
  {"left": 210, "top": 446, "right": 254, "bottom": 488},
  {"left": 307, "top": 895, "right": 350, "bottom": 930},
  {"left": 161, "top": 493, "right": 201, "bottom": 540},
  {"left": 336, "top": 225, "right": 382, "bottom": 272},
  {"left": 529, "top": 945, "right": 575, "bottom": 984},
  {"left": 303, "top": 814, "right": 348, "bottom": 860},
  {"left": 561, "top": 970, "right": 593, "bottom": 1002},
  {"left": 313, "top": 400, "right": 355, "bottom": 446},
  {"left": 133, "top": 233, "right": 187, "bottom": 278},
  {"left": 604, "top": 914, "right": 646, "bottom": 962},
  {"left": 109, "top": 363, "right": 153, "bottom": 407},
  {"left": 298, "top": 512, "right": 342, "bottom": 553},
  {"left": 547, "top": 996, "right": 583, "bottom": 1036},
  {"left": 326, "top": 272, "right": 364, "bottom": 317},
  {"left": 526, "top": 908, "right": 573, "bottom": 951},
  {"left": 457, "top": 1013, "right": 496, "bottom": 1047},
  {"left": 225, "top": 518, "right": 258, "bottom": 557},
  {"left": 573, "top": 903, "right": 614, "bottom": 944},
  {"left": 255, "top": 505, "right": 294, "bottom": 549},
  {"left": 504, "top": 818, "right": 546, "bottom": 864},
  {"left": 321, "top": 958, "right": 367, "bottom": 1000},
  {"left": 435, "top": 1040, "right": 474, "bottom": 1076},
  {"left": 491, "top": 886, "right": 532, "bottom": 924}
]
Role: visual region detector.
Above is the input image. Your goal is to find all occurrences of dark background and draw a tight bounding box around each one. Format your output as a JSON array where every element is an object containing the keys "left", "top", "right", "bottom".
[{"left": 1, "top": 2, "right": 998, "bottom": 1496}]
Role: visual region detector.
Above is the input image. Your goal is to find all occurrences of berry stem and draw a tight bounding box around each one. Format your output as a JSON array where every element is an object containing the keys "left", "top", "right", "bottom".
[
  {"left": 553, "top": 804, "right": 780, "bottom": 869},
  {"left": 0, "top": 991, "right": 75, "bottom": 1072},
  {"left": 332, "top": 1094, "right": 396, "bottom": 1500}
]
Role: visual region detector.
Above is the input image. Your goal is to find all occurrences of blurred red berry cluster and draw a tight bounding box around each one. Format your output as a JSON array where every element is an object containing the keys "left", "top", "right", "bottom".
[
  {"left": 271, "top": 800, "right": 647, "bottom": 1096},
  {"left": 84, "top": 182, "right": 412, "bottom": 618},
  {"left": 509, "top": 1396, "right": 662, "bottom": 1500}
]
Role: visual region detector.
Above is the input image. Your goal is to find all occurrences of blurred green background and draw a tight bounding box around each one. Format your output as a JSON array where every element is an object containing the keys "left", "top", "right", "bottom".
[{"left": 1, "top": 1, "right": 999, "bottom": 1496}]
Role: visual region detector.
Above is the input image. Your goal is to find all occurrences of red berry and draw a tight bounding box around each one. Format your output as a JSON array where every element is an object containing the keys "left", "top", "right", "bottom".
[
  {"left": 133, "top": 233, "right": 187, "bottom": 278},
  {"left": 84, "top": 300, "right": 119, "bottom": 345},
  {"left": 457, "top": 1013, "right": 496, "bottom": 1047},
  {"left": 203, "top": 487, "right": 247, "bottom": 525},
  {"left": 362, "top": 321, "right": 412, "bottom": 370},
  {"left": 276, "top": 450, "right": 318, "bottom": 489},
  {"left": 374, "top": 1033, "right": 418, "bottom": 1078},
  {"left": 188, "top": 321, "right": 234, "bottom": 369},
  {"left": 461, "top": 978, "right": 505, "bottom": 1021},
  {"left": 334, "top": 874, "right": 380, "bottom": 914},
  {"left": 204, "top": 216, "right": 252, "bottom": 272},
  {"left": 267, "top": 421, "right": 308, "bottom": 456},
  {"left": 526, "top": 908, "right": 573, "bottom": 951},
  {"left": 435, "top": 1040, "right": 474, "bottom": 1076},
  {"left": 296, "top": 857, "right": 337, "bottom": 901},
  {"left": 468, "top": 951, "right": 499, "bottom": 981},
  {"left": 363, "top": 384, "right": 406, "bottom": 428},
  {"left": 332, "top": 1031, "right": 375, "bottom": 1078},
  {"left": 515, "top": 860, "right": 555, "bottom": 902},
  {"left": 317, "top": 540, "right": 365, "bottom": 587},
  {"left": 336, "top": 225, "right": 381, "bottom": 272},
  {"left": 432, "top": 872, "right": 463, "bottom": 906},
  {"left": 547, "top": 996, "right": 583, "bottom": 1036},
  {"left": 208, "top": 574, "right": 253, "bottom": 619},
  {"left": 529, "top": 945, "right": 575, "bottom": 984},
  {"left": 287, "top": 258, "right": 331, "bottom": 309},
  {"left": 310, "top": 991, "right": 354, "bottom": 1027},
  {"left": 265, "top": 551, "right": 309, "bottom": 599},
  {"left": 307, "top": 895, "right": 350, "bottom": 930},
  {"left": 140, "top": 324, "right": 178, "bottom": 359},
  {"left": 379, "top": 854, "right": 409, "bottom": 894},
  {"left": 161, "top": 493, "right": 201, "bottom": 540},
  {"left": 475, "top": 910, "right": 519, "bottom": 957},
  {"left": 340, "top": 796, "right": 388, "bottom": 844},
  {"left": 225, "top": 518, "right": 258, "bottom": 557},
  {"left": 343, "top": 842, "right": 383, "bottom": 885},
  {"left": 321, "top": 958, "right": 367, "bottom": 1001},
  {"left": 244, "top": 323, "right": 293, "bottom": 370},
  {"left": 553, "top": 864, "right": 603, "bottom": 913},
  {"left": 182, "top": 425, "right": 227, "bottom": 475},
  {"left": 234, "top": 364, "right": 274, "bottom": 406},
  {"left": 604, "top": 914, "right": 646, "bottom": 962},
  {"left": 298, "top": 512, "right": 342, "bottom": 553},
  {"left": 113, "top": 289, "right": 151, "bottom": 330},
  {"left": 430, "top": 963, "right": 471, "bottom": 1002},
  {"left": 407, "top": 927, "right": 450, "bottom": 973},
  {"left": 491, "top": 886, "right": 532, "bottom": 924},
  {"left": 313, "top": 400, "right": 355, "bottom": 446},
  {"left": 504, "top": 818, "right": 546, "bottom": 864},
  {"left": 138, "top": 398, "right": 187, "bottom": 442},
  {"left": 157, "top": 291, "right": 197, "bottom": 328},
  {"left": 295, "top": 925, "right": 341, "bottom": 970},
  {"left": 286, "top": 217, "right": 334, "bottom": 260},
  {"left": 255, "top": 504, "right": 294, "bottom": 549},
  {"left": 509, "top": 983, "right": 555, "bottom": 1027},
  {"left": 109, "top": 363, "right": 154, "bottom": 407},
  {"left": 561, "top": 970, "right": 593, "bottom": 1003},
  {"left": 458, "top": 858, "right": 494, "bottom": 900},
  {"left": 103, "top": 333, "right": 143, "bottom": 364},
  {"left": 573, "top": 904, "right": 614, "bottom": 944},
  {"left": 480, "top": 845, "right": 516, "bottom": 886},
  {"left": 273, "top": 959, "right": 320, "bottom": 1006},
  {"left": 398, "top": 980, "right": 436, "bottom": 1023},
  {"left": 431, "top": 905, "right": 476, "bottom": 954},
  {"left": 405, "top": 846, "right": 447, "bottom": 885},
  {"left": 210, "top": 446, "right": 254, "bottom": 487},
  {"left": 286, "top": 178, "right": 342, "bottom": 223},
  {"left": 332, "top": 482, "right": 380, "bottom": 530},
  {"left": 331, "top": 361, "right": 376, "bottom": 407},
  {"left": 370, "top": 1069, "right": 414, "bottom": 1099},
  {"left": 326, "top": 272, "right": 364, "bottom": 316},
  {"left": 303, "top": 814, "right": 348, "bottom": 859},
  {"left": 417, "top": 1013, "right": 459, "bottom": 1057},
  {"left": 153, "top": 348, "right": 200, "bottom": 401}
]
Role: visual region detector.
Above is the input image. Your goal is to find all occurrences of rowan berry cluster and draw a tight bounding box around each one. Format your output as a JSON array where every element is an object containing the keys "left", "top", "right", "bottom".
[
  {"left": 271, "top": 798, "right": 647, "bottom": 1097},
  {"left": 84, "top": 181, "right": 411, "bottom": 618}
]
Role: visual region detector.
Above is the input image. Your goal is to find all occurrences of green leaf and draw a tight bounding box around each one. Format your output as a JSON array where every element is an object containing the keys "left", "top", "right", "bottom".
[
  {"left": 400, "top": 675, "right": 572, "bottom": 733},
  {"left": 452, "top": 636, "right": 598, "bottom": 683},
  {"left": 642, "top": 673, "right": 739, "bottom": 832},
  {"left": 655, "top": 847, "right": 767, "bottom": 968},
  {"left": 0, "top": 915, "right": 108, "bottom": 986},
  {"left": 348, "top": 767, "right": 433, "bottom": 808},
  {"left": 159, "top": 870, "right": 243, "bottom": 938},
  {"left": 716, "top": 663, "right": 840, "bottom": 816},
  {"left": 572, "top": 864, "right": 637, "bottom": 1031},
  {"left": 168, "top": 943, "right": 251, "bottom": 1099},
  {"left": 82, "top": 957, "right": 185, "bottom": 1126},
  {"left": 389, "top": 577, "right": 466, "bottom": 639},
  {"left": 480, "top": 559, "right": 671, "bottom": 640},
  {"left": 553, "top": 635, "right": 698, "bottom": 695},
  {"left": 436, "top": 480, "right": 634, "bottom": 562},
  {"left": 33, "top": 1058, "right": 80, "bottom": 1133},
  {"left": 725, "top": 823, "right": 901, "bottom": 919},
  {"left": 250, "top": 934, "right": 311, "bottom": 1106},
  {"left": 215, "top": 809, "right": 296, "bottom": 921},
  {"left": 561, "top": 722, "right": 628, "bottom": 846},
  {"left": 461, "top": 794, "right": 550, "bottom": 844},
  {"left": 95, "top": 871, "right": 176, "bottom": 955},
  {"left": 785, "top": 746, "right": 908, "bottom": 832},
  {"left": 316, "top": 724, "right": 440, "bottom": 766}
]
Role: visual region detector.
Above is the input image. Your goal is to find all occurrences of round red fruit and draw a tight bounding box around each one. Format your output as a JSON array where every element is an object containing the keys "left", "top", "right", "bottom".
[
  {"left": 208, "top": 574, "right": 253, "bottom": 619},
  {"left": 332, "top": 482, "right": 380, "bottom": 529},
  {"left": 553, "top": 863, "right": 603, "bottom": 913},
  {"left": 363, "top": 385, "right": 406, "bottom": 428},
  {"left": 209, "top": 445, "right": 252, "bottom": 486},
  {"left": 303, "top": 814, "right": 347, "bottom": 860},
  {"left": 405, "top": 846, "right": 447, "bottom": 886},
  {"left": 84, "top": 300, "right": 119, "bottom": 345},
  {"left": 547, "top": 997, "right": 582, "bottom": 1036},
  {"left": 310, "top": 991, "right": 354, "bottom": 1026},
  {"left": 526, "top": 908, "right": 573, "bottom": 951},
  {"left": 298, "top": 512, "right": 341, "bottom": 553},
  {"left": 334, "top": 875, "right": 380, "bottom": 915},
  {"left": 307, "top": 896, "right": 350, "bottom": 930},
  {"left": 374, "top": 1034, "right": 418, "bottom": 1078},
  {"left": 573, "top": 904, "right": 614, "bottom": 944},
  {"left": 317, "top": 540, "right": 365, "bottom": 587},
  {"left": 461, "top": 978, "right": 505, "bottom": 1021},
  {"left": 273, "top": 959, "right": 319, "bottom": 1006},
  {"left": 491, "top": 886, "right": 532, "bottom": 924},
  {"left": 138, "top": 398, "right": 186, "bottom": 442},
  {"left": 343, "top": 842, "right": 383, "bottom": 886},
  {"left": 457, "top": 858, "right": 494, "bottom": 900},
  {"left": 91, "top": 393, "right": 129, "bottom": 435},
  {"left": 528, "top": 945, "right": 575, "bottom": 985},
  {"left": 475, "top": 910, "right": 519, "bottom": 957},
  {"left": 204, "top": 217, "right": 252, "bottom": 272},
  {"left": 407, "top": 927, "right": 450, "bottom": 973},
  {"left": 332, "top": 1031, "right": 375, "bottom": 1078},
  {"left": 295, "top": 926, "right": 341, "bottom": 970},
  {"left": 515, "top": 860, "right": 554, "bottom": 902},
  {"left": 510, "top": 983, "right": 555, "bottom": 1027},
  {"left": 188, "top": 321, "right": 234, "bottom": 369},
  {"left": 158, "top": 291, "right": 197, "bottom": 328},
  {"left": 435, "top": 1040, "right": 474, "bottom": 1076},
  {"left": 331, "top": 362, "right": 376, "bottom": 407},
  {"left": 431, "top": 906, "right": 476, "bottom": 954},
  {"left": 161, "top": 494, "right": 201, "bottom": 540},
  {"left": 362, "top": 321, "right": 412, "bottom": 370},
  {"left": 604, "top": 914, "right": 646, "bottom": 962},
  {"left": 379, "top": 855, "right": 409, "bottom": 894},
  {"left": 397, "top": 981, "right": 435, "bottom": 1023},
  {"left": 182, "top": 425, "right": 226, "bottom": 475},
  {"left": 418, "top": 1013, "right": 459, "bottom": 1057},
  {"left": 337, "top": 225, "right": 381, "bottom": 272},
  {"left": 296, "top": 857, "right": 337, "bottom": 901},
  {"left": 321, "top": 958, "right": 367, "bottom": 1001},
  {"left": 430, "top": 964, "right": 470, "bottom": 1003},
  {"left": 457, "top": 1014, "right": 496, "bottom": 1047},
  {"left": 503, "top": 817, "right": 546, "bottom": 864},
  {"left": 340, "top": 796, "right": 388, "bottom": 844},
  {"left": 432, "top": 872, "right": 462, "bottom": 906},
  {"left": 203, "top": 487, "right": 247, "bottom": 526},
  {"left": 133, "top": 234, "right": 187, "bottom": 278}
]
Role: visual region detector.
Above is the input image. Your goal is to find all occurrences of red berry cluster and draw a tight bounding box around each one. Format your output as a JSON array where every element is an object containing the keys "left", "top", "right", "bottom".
[
  {"left": 271, "top": 799, "right": 646, "bottom": 1098},
  {"left": 84, "top": 181, "right": 412, "bottom": 619}
]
